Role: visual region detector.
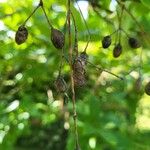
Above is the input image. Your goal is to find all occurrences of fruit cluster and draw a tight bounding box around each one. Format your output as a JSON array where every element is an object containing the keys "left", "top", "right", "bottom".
[
  {"left": 15, "top": 0, "right": 65, "bottom": 50},
  {"left": 15, "top": 0, "right": 150, "bottom": 97},
  {"left": 101, "top": 28, "right": 150, "bottom": 96},
  {"left": 101, "top": 33, "right": 141, "bottom": 58}
]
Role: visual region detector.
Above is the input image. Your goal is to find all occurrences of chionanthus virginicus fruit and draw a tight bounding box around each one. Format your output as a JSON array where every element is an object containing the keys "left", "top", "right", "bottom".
[
  {"left": 15, "top": 26, "right": 28, "bottom": 45},
  {"left": 145, "top": 81, "right": 150, "bottom": 96},
  {"left": 102, "top": 35, "right": 111, "bottom": 48},
  {"left": 73, "top": 56, "right": 86, "bottom": 87},
  {"left": 128, "top": 37, "right": 141, "bottom": 49},
  {"left": 51, "top": 28, "right": 65, "bottom": 49},
  {"left": 113, "top": 43, "right": 122, "bottom": 58},
  {"left": 54, "top": 75, "right": 67, "bottom": 93}
]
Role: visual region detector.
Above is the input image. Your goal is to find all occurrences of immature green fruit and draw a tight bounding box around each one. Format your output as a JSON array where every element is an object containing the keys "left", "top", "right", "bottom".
[
  {"left": 128, "top": 37, "right": 141, "bottom": 49},
  {"left": 51, "top": 28, "right": 65, "bottom": 49},
  {"left": 15, "top": 26, "right": 28, "bottom": 45},
  {"left": 102, "top": 35, "right": 111, "bottom": 48},
  {"left": 54, "top": 76, "right": 67, "bottom": 93},
  {"left": 113, "top": 43, "right": 122, "bottom": 58},
  {"left": 145, "top": 81, "right": 150, "bottom": 96}
]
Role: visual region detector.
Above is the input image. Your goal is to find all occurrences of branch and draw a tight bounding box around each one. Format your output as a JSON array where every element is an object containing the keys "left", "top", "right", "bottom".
[
  {"left": 87, "top": 61, "right": 124, "bottom": 80},
  {"left": 67, "top": 0, "right": 80, "bottom": 149},
  {"left": 75, "top": 0, "right": 91, "bottom": 53},
  {"left": 22, "top": 3, "right": 40, "bottom": 26},
  {"left": 40, "top": 0, "right": 53, "bottom": 28},
  {"left": 116, "top": 0, "right": 150, "bottom": 45}
]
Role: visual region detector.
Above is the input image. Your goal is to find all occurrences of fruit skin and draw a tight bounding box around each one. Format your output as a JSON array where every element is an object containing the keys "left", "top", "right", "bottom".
[
  {"left": 15, "top": 26, "right": 28, "bottom": 45},
  {"left": 113, "top": 43, "right": 122, "bottom": 58},
  {"left": 73, "top": 57, "right": 86, "bottom": 87},
  {"left": 79, "top": 52, "right": 88, "bottom": 66},
  {"left": 51, "top": 28, "right": 65, "bottom": 49},
  {"left": 54, "top": 76, "right": 67, "bottom": 93},
  {"left": 128, "top": 37, "right": 141, "bottom": 49},
  {"left": 102, "top": 35, "right": 111, "bottom": 49},
  {"left": 145, "top": 81, "right": 150, "bottom": 96}
]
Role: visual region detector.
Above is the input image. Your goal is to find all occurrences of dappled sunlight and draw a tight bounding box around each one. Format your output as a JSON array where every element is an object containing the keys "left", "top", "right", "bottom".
[
  {"left": 136, "top": 95, "right": 150, "bottom": 130},
  {"left": 1, "top": 0, "right": 150, "bottom": 149}
]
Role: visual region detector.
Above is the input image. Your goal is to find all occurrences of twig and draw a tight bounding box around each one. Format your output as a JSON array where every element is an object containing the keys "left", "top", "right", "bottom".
[
  {"left": 116, "top": 0, "right": 142, "bottom": 30},
  {"left": 120, "top": 28, "right": 130, "bottom": 38},
  {"left": 117, "top": 5, "right": 124, "bottom": 43},
  {"left": 75, "top": 0, "right": 91, "bottom": 53},
  {"left": 87, "top": 61, "right": 124, "bottom": 80},
  {"left": 40, "top": 0, "right": 53, "bottom": 28},
  {"left": 93, "top": 8, "right": 114, "bottom": 26},
  {"left": 67, "top": 0, "right": 80, "bottom": 149},
  {"left": 116, "top": 1, "right": 144, "bottom": 76},
  {"left": 71, "top": 11, "right": 78, "bottom": 57},
  {"left": 138, "top": 47, "right": 143, "bottom": 76},
  {"left": 22, "top": 4, "right": 40, "bottom": 26},
  {"left": 116, "top": 0, "right": 150, "bottom": 45},
  {"left": 90, "top": 1, "right": 113, "bottom": 14},
  {"left": 58, "top": 11, "right": 69, "bottom": 76}
]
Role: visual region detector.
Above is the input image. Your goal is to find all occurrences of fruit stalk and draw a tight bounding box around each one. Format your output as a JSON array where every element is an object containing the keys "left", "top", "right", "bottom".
[
  {"left": 67, "top": 0, "right": 80, "bottom": 149},
  {"left": 75, "top": 0, "right": 90, "bottom": 53},
  {"left": 40, "top": 0, "right": 53, "bottom": 28},
  {"left": 87, "top": 61, "right": 124, "bottom": 80}
]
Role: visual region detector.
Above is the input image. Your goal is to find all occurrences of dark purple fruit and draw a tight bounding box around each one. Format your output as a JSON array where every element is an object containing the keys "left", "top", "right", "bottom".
[
  {"left": 54, "top": 76, "right": 67, "bottom": 93},
  {"left": 145, "top": 81, "right": 150, "bottom": 96},
  {"left": 15, "top": 26, "right": 28, "bottom": 45},
  {"left": 128, "top": 37, "right": 141, "bottom": 49},
  {"left": 102, "top": 35, "right": 111, "bottom": 48},
  {"left": 113, "top": 43, "right": 122, "bottom": 58},
  {"left": 51, "top": 28, "right": 65, "bottom": 49}
]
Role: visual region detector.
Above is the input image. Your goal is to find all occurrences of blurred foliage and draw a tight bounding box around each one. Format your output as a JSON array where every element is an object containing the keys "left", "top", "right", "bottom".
[{"left": 0, "top": 0, "right": 150, "bottom": 150}]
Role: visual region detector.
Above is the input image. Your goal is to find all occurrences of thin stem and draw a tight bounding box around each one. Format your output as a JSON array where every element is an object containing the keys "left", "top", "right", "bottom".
[
  {"left": 110, "top": 29, "right": 119, "bottom": 37},
  {"left": 117, "top": 5, "right": 124, "bottom": 43},
  {"left": 114, "top": 30, "right": 119, "bottom": 46},
  {"left": 68, "top": 0, "right": 80, "bottom": 149},
  {"left": 40, "top": 4, "right": 53, "bottom": 28},
  {"left": 71, "top": 11, "right": 78, "bottom": 57},
  {"left": 116, "top": 0, "right": 144, "bottom": 76},
  {"left": 116, "top": 0, "right": 150, "bottom": 44},
  {"left": 120, "top": 28, "right": 130, "bottom": 38},
  {"left": 116, "top": 0, "right": 142, "bottom": 30},
  {"left": 22, "top": 5, "right": 40, "bottom": 26},
  {"left": 87, "top": 61, "right": 124, "bottom": 80},
  {"left": 93, "top": 8, "right": 114, "bottom": 26},
  {"left": 138, "top": 47, "right": 143, "bottom": 75},
  {"left": 75, "top": 0, "right": 91, "bottom": 53},
  {"left": 103, "top": 69, "right": 124, "bottom": 80},
  {"left": 58, "top": 49, "right": 64, "bottom": 76},
  {"left": 58, "top": 11, "right": 69, "bottom": 76}
]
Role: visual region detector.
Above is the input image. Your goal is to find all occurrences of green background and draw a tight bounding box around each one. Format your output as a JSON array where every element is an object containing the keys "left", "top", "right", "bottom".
[{"left": 0, "top": 0, "right": 150, "bottom": 149}]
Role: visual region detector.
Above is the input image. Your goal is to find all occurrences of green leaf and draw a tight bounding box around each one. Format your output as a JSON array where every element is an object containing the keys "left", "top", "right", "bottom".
[{"left": 140, "top": 0, "right": 150, "bottom": 9}]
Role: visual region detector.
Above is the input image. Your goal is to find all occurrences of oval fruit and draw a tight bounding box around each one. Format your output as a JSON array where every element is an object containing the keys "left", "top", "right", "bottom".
[
  {"left": 128, "top": 37, "right": 141, "bottom": 49},
  {"left": 113, "top": 43, "right": 122, "bottom": 58},
  {"left": 102, "top": 35, "right": 111, "bottom": 49},
  {"left": 15, "top": 26, "right": 28, "bottom": 45},
  {"left": 145, "top": 81, "right": 150, "bottom": 96},
  {"left": 51, "top": 28, "right": 65, "bottom": 49}
]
